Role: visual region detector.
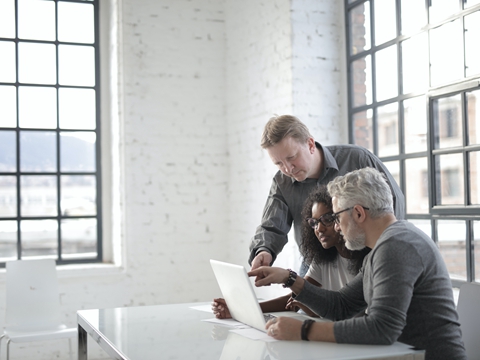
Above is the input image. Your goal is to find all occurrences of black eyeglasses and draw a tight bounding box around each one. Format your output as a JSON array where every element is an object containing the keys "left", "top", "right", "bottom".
[
  {"left": 331, "top": 206, "right": 370, "bottom": 224},
  {"left": 306, "top": 212, "right": 335, "bottom": 229}
]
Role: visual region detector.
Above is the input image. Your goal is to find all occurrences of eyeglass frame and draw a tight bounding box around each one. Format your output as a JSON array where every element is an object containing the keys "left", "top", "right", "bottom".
[
  {"left": 331, "top": 206, "right": 370, "bottom": 224},
  {"left": 305, "top": 212, "right": 336, "bottom": 229}
]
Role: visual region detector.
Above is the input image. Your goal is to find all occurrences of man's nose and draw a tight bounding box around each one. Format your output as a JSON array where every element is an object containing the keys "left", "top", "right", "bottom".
[{"left": 334, "top": 222, "right": 341, "bottom": 232}]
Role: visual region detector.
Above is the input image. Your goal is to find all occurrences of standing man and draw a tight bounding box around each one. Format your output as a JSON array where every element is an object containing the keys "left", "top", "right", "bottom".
[
  {"left": 248, "top": 167, "right": 466, "bottom": 360},
  {"left": 249, "top": 115, "right": 405, "bottom": 272}
]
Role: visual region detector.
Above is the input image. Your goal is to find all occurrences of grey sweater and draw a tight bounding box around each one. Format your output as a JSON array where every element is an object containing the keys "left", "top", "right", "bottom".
[{"left": 295, "top": 220, "right": 466, "bottom": 360}]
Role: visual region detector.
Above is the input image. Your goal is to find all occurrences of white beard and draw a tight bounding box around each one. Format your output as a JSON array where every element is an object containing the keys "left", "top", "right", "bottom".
[{"left": 343, "top": 222, "right": 367, "bottom": 251}]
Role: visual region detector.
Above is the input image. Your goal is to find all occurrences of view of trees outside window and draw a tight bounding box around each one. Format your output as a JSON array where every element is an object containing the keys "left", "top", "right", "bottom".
[
  {"left": 346, "top": 0, "right": 480, "bottom": 284},
  {"left": 0, "top": 0, "right": 100, "bottom": 265}
]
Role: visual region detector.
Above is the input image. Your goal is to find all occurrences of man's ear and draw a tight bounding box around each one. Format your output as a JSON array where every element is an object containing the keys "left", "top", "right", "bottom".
[
  {"left": 352, "top": 205, "right": 367, "bottom": 223},
  {"left": 307, "top": 137, "right": 315, "bottom": 154}
]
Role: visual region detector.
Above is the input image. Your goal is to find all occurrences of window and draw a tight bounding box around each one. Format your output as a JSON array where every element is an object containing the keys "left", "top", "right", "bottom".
[
  {"left": 0, "top": 0, "right": 101, "bottom": 266},
  {"left": 345, "top": 0, "right": 480, "bottom": 285}
]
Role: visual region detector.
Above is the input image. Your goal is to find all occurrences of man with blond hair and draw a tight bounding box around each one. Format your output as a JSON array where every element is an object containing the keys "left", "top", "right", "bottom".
[{"left": 249, "top": 115, "right": 404, "bottom": 273}]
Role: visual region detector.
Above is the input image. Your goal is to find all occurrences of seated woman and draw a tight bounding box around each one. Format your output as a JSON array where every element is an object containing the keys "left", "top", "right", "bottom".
[{"left": 212, "top": 186, "right": 370, "bottom": 318}]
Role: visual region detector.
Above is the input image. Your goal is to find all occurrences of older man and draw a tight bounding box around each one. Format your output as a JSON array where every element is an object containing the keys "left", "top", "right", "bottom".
[
  {"left": 249, "top": 115, "right": 405, "bottom": 273},
  {"left": 248, "top": 167, "right": 466, "bottom": 360}
]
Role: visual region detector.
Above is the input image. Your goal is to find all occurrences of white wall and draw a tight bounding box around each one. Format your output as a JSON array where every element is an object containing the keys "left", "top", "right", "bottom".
[{"left": 0, "top": 1, "right": 346, "bottom": 359}]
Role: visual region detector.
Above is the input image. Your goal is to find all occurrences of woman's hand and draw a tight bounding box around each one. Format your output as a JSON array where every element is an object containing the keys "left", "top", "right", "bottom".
[
  {"left": 285, "top": 296, "right": 318, "bottom": 317},
  {"left": 211, "top": 298, "right": 231, "bottom": 319},
  {"left": 247, "top": 266, "right": 289, "bottom": 287},
  {"left": 265, "top": 316, "right": 303, "bottom": 340}
]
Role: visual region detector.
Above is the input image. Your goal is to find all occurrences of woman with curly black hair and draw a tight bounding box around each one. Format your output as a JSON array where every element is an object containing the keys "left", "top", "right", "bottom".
[{"left": 212, "top": 186, "right": 370, "bottom": 318}]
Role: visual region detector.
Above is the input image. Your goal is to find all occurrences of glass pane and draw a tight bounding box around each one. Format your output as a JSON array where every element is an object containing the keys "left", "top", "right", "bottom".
[
  {"left": 408, "top": 219, "right": 431, "bottom": 238},
  {"left": 0, "top": 41, "right": 16, "bottom": 83},
  {"left": 19, "top": 86, "right": 57, "bottom": 129},
  {"left": 0, "top": 0, "right": 15, "bottom": 38},
  {"left": 436, "top": 219, "right": 466, "bottom": 281},
  {"left": 0, "top": 220, "right": 17, "bottom": 262},
  {"left": 402, "top": 33, "right": 428, "bottom": 94},
  {"left": 58, "top": 2, "right": 94, "bottom": 44},
  {"left": 61, "top": 175, "right": 96, "bottom": 216},
  {"left": 465, "top": 0, "right": 480, "bottom": 8},
  {"left": 353, "top": 109, "right": 373, "bottom": 152},
  {"left": 60, "top": 132, "right": 96, "bottom": 172},
  {"left": 21, "top": 176, "right": 58, "bottom": 217},
  {"left": 430, "top": 20, "right": 464, "bottom": 87},
  {"left": 404, "top": 97, "right": 427, "bottom": 153},
  {"left": 18, "top": 0, "right": 55, "bottom": 41},
  {"left": 376, "top": 45, "right": 398, "bottom": 102},
  {"left": 469, "top": 151, "right": 480, "bottom": 205},
  {"left": 435, "top": 153, "right": 465, "bottom": 205},
  {"left": 433, "top": 95, "right": 463, "bottom": 149},
  {"left": 383, "top": 161, "right": 400, "bottom": 187},
  {"left": 61, "top": 218, "right": 97, "bottom": 259},
  {"left": 465, "top": 11, "right": 480, "bottom": 77},
  {"left": 0, "top": 86, "right": 17, "bottom": 127},
  {"left": 467, "top": 90, "right": 480, "bottom": 145},
  {"left": 473, "top": 221, "right": 480, "bottom": 282},
  {"left": 401, "top": 0, "right": 427, "bottom": 35},
  {"left": 21, "top": 219, "right": 57, "bottom": 258},
  {"left": 0, "top": 131, "right": 16, "bottom": 172},
  {"left": 374, "top": 0, "right": 396, "bottom": 45},
  {"left": 378, "top": 103, "right": 398, "bottom": 157},
  {"left": 59, "top": 88, "right": 96, "bottom": 130},
  {"left": 59, "top": 45, "right": 95, "bottom": 87},
  {"left": 0, "top": 176, "right": 17, "bottom": 217},
  {"left": 349, "top": 1, "right": 371, "bottom": 55},
  {"left": 18, "top": 42, "right": 56, "bottom": 85},
  {"left": 352, "top": 55, "right": 372, "bottom": 107},
  {"left": 405, "top": 157, "right": 429, "bottom": 214},
  {"left": 20, "top": 131, "right": 57, "bottom": 172},
  {"left": 429, "top": 0, "right": 460, "bottom": 24}
]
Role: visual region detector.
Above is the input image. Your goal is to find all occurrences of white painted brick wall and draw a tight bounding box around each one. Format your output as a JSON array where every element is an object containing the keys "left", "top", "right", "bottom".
[{"left": 0, "top": 1, "right": 346, "bottom": 358}]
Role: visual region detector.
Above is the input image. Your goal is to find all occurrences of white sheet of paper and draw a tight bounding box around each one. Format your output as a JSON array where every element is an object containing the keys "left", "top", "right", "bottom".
[
  {"left": 189, "top": 304, "right": 213, "bottom": 313},
  {"left": 202, "top": 317, "right": 250, "bottom": 328}
]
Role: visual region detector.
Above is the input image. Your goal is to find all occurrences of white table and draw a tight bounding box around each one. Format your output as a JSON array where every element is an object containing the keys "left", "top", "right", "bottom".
[{"left": 77, "top": 302, "right": 425, "bottom": 360}]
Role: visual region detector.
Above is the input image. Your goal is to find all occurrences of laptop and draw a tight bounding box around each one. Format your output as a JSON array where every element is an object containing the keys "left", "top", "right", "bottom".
[{"left": 210, "top": 259, "right": 316, "bottom": 332}]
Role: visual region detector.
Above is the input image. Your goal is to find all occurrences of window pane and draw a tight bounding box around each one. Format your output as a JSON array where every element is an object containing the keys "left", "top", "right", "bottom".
[
  {"left": 59, "top": 45, "right": 95, "bottom": 86},
  {"left": 0, "top": 0, "right": 15, "bottom": 38},
  {"left": 437, "top": 219, "right": 466, "bottom": 281},
  {"left": 408, "top": 219, "right": 432, "bottom": 238},
  {"left": 465, "top": 0, "right": 480, "bottom": 8},
  {"left": 58, "top": 2, "right": 95, "bottom": 44},
  {"left": 465, "top": 11, "right": 480, "bottom": 77},
  {"left": 0, "top": 131, "right": 16, "bottom": 172},
  {"left": 430, "top": 20, "right": 464, "bottom": 87},
  {"left": 60, "top": 132, "right": 96, "bottom": 172},
  {"left": 21, "top": 176, "right": 58, "bottom": 217},
  {"left": 61, "top": 219, "right": 97, "bottom": 259},
  {"left": 0, "top": 41, "right": 16, "bottom": 83},
  {"left": 405, "top": 157, "right": 429, "bottom": 214},
  {"left": 378, "top": 103, "right": 398, "bottom": 157},
  {"left": 473, "top": 221, "right": 480, "bottom": 282},
  {"left": 61, "top": 175, "right": 96, "bottom": 216},
  {"left": 0, "top": 220, "right": 17, "bottom": 262},
  {"left": 18, "top": 0, "right": 55, "bottom": 41},
  {"left": 374, "top": 0, "right": 396, "bottom": 45},
  {"left": 467, "top": 90, "right": 480, "bottom": 145},
  {"left": 0, "top": 86, "right": 17, "bottom": 128},
  {"left": 383, "top": 160, "right": 400, "bottom": 187},
  {"left": 20, "top": 131, "right": 57, "bottom": 172},
  {"left": 402, "top": 33, "right": 428, "bottom": 94},
  {"left": 352, "top": 55, "right": 372, "bottom": 107},
  {"left": 349, "top": 1, "right": 371, "bottom": 55},
  {"left": 59, "top": 88, "right": 96, "bottom": 130},
  {"left": 18, "top": 42, "right": 56, "bottom": 85},
  {"left": 469, "top": 151, "right": 480, "bottom": 205},
  {"left": 376, "top": 45, "right": 398, "bottom": 102},
  {"left": 404, "top": 97, "right": 427, "bottom": 153},
  {"left": 433, "top": 95, "right": 463, "bottom": 149},
  {"left": 353, "top": 109, "right": 373, "bottom": 152},
  {"left": 429, "top": 0, "right": 460, "bottom": 24},
  {"left": 401, "top": 0, "right": 427, "bottom": 35},
  {"left": 435, "top": 153, "right": 465, "bottom": 205},
  {"left": 0, "top": 176, "right": 17, "bottom": 217},
  {"left": 20, "top": 219, "right": 57, "bottom": 258},
  {"left": 19, "top": 86, "right": 57, "bottom": 129}
]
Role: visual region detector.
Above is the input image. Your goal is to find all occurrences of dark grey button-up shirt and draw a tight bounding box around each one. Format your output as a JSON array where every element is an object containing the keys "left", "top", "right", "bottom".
[{"left": 248, "top": 143, "right": 405, "bottom": 265}]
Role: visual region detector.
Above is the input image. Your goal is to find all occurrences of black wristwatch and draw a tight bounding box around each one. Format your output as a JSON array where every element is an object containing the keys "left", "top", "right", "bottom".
[{"left": 283, "top": 269, "right": 297, "bottom": 288}]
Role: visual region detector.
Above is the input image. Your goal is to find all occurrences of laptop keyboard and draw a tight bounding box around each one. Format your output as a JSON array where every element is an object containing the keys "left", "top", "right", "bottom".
[{"left": 264, "top": 313, "right": 277, "bottom": 322}]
